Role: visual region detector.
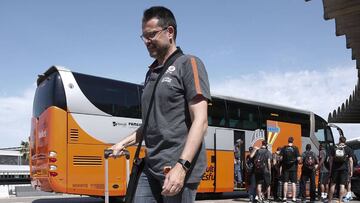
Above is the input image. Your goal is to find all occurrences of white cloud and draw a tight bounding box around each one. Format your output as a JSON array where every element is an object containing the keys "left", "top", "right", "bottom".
[
  {"left": 0, "top": 85, "right": 36, "bottom": 148},
  {"left": 211, "top": 66, "right": 360, "bottom": 141}
]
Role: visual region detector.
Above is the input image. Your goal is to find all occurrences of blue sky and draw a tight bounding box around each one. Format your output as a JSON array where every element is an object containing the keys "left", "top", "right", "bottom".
[{"left": 0, "top": 1, "right": 358, "bottom": 147}]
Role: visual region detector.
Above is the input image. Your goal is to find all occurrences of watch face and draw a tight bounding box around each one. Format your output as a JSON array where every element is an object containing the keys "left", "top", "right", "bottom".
[
  {"left": 184, "top": 160, "right": 191, "bottom": 169},
  {"left": 179, "top": 159, "right": 191, "bottom": 170}
]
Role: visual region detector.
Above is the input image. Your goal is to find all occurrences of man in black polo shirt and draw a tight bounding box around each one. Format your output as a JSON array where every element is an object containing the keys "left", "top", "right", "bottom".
[
  {"left": 328, "top": 136, "right": 354, "bottom": 203},
  {"left": 251, "top": 140, "right": 272, "bottom": 202},
  {"left": 110, "top": 6, "right": 211, "bottom": 203},
  {"left": 280, "top": 136, "right": 301, "bottom": 202}
]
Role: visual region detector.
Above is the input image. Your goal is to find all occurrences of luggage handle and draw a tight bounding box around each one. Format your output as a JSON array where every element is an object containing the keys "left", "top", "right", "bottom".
[{"left": 104, "top": 148, "right": 131, "bottom": 203}]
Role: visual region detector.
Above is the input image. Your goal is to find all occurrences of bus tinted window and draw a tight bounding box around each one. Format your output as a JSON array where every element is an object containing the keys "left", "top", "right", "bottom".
[
  {"left": 287, "top": 112, "right": 310, "bottom": 137},
  {"left": 226, "top": 101, "right": 259, "bottom": 130},
  {"left": 73, "top": 73, "right": 141, "bottom": 118},
  {"left": 260, "top": 108, "right": 310, "bottom": 137},
  {"left": 208, "top": 98, "right": 226, "bottom": 127},
  {"left": 33, "top": 72, "right": 66, "bottom": 117}
]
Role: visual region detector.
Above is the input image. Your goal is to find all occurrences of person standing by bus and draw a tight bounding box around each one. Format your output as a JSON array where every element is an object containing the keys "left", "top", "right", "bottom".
[
  {"left": 344, "top": 153, "right": 357, "bottom": 201},
  {"left": 110, "top": 6, "right": 211, "bottom": 203},
  {"left": 272, "top": 147, "right": 282, "bottom": 202},
  {"left": 328, "top": 136, "right": 354, "bottom": 203},
  {"left": 280, "top": 136, "right": 301, "bottom": 202},
  {"left": 246, "top": 146, "right": 256, "bottom": 203},
  {"left": 234, "top": 139, "right": 243, "bottom": 188},
  {"left": 318, "top": 143, "right": 329, "bottom": 200},
  {"left": 299, "top": 144, "right": 318, "bottom": 203},
  {"left": 251, "top": 140, "right": 272, "bottom": 203}
]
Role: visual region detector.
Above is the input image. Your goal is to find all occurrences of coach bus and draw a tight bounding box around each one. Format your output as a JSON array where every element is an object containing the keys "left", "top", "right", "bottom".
[{"left": 29, "top": 66, "right": 335, "bottom": 199}]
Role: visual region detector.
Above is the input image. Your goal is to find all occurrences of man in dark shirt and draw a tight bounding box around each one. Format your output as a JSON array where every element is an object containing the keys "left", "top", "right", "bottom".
[
  {"left": 299, "top": 144, "right": 318, "bottom": 202},
  {"left": 280, "top": 136, "right": 301, "bottom": 202},
  {"left": 318, "top": 143, "right": 329, "bottom": 200},
  {"left": 328, "top": 136, "right": 354, "bottom": 203},
  {"left": 110, "top": 6, "right": 210, "bottom": 203},
  {"left": 251, "top": 140, "right": 272, "bottom": 202},
  {"left": 246, "top": 147, "right": 256, "bottom": 202},
  {"left": 272, "top": 147, "right": 282, "bottom": 201}
]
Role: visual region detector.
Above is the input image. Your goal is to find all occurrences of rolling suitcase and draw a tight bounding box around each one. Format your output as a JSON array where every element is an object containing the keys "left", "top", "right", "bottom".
[{"left": 104, "top": 149, "right": 130, "bottom": 203}]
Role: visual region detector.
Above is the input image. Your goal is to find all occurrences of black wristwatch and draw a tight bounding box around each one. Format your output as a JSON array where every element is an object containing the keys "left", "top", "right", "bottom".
[{"left": 178, "top": 159, "right": 191, "bottom": 172}]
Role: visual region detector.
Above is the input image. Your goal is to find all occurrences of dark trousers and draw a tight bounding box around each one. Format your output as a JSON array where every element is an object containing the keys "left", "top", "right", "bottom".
[
  {"left": 247, "top": 172, "right": 256, "bottom": 200},
  {"left": 272, "top": 168, "right": 280, "bottom": 199},
  {"left": 272, "top": 177, "right": 280, "bottom": 199},
  {"left": 300, "top": 169, "right": 316, "bottom": 201}
]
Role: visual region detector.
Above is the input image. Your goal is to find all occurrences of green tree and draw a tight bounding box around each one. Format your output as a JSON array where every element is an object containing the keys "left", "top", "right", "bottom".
[{"left": 20, "top": 140, "right": 29, "bottom": 164}]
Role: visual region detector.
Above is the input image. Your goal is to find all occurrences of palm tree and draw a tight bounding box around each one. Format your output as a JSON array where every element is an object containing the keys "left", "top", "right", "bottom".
[{"left": 20, "top": 140, "right": 29, "bottom": 165}]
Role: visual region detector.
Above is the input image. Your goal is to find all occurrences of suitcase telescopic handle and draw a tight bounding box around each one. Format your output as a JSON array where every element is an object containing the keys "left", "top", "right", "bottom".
[{"left": 104, "top": 149, "right": 113, "bottom": 159}]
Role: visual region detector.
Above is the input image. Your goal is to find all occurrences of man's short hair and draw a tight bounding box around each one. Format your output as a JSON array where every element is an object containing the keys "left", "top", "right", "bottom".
[
  {"left": 339, "top": 136, "right": 347, "bottom": 144},
  {"left": 306, "top": 144, "right": 311, "bottom": 151},
  {"left": 142, "top": 6, "right": 177, "bottom": 40},
  {"left": 288, "top": 136, "right": 294, "bottom": 143}
]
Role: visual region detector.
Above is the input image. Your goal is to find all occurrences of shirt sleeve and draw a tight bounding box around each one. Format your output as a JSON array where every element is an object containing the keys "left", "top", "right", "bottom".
[
  {"left": 182, "top": 56, "right": 211, "bottom": 102},
  {"left": 347, "top": 146, "right": 354, "bottom": 158}
]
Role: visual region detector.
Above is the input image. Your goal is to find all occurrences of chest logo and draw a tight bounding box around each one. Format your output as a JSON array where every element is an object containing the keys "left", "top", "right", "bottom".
[
  {"left": 161, "top": 77, "right": 172, "bottom": 83},
  {"left": 166, "top": 66, "right": 176, "bottom": 74}
]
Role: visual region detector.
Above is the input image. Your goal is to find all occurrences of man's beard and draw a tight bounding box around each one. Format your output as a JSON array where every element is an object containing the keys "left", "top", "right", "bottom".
[{"left": 149, "top": 43, "right": 170, "bottom": 60}]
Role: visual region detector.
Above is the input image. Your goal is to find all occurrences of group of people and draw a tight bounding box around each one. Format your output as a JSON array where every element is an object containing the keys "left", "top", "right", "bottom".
[{"left": 245, "top": 136, "right": 354, "bottom": 203}]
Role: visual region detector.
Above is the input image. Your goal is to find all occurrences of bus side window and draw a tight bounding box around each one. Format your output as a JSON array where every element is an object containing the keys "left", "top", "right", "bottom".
[
  {"left": 208, "top": 98, "right": 226, "bottom": 127},
  {"left": 227, "top": 101, "right": 259, "bottom": 130}
]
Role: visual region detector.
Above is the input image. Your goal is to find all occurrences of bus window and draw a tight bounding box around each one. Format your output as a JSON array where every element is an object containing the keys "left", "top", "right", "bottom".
[
  {"left": 326, "top": 127, "right": 334, "bottom": 146},
  {"left": 33, "top": 72, "right": 66, "bottom": 118},
  {"left": 73, "top": 73, "right": 141, "bottom": 118},
  {"left": 287, "top": 112, "right": 310, "bottom": 138},
  {"left": 208, "top": 98, "right": 226, "bottom": 127},
  {"left": 315, "top": 114, "right": 335, "bottom": 146},
  {"left": 226, "top": 101, "right": 259, "bottom": 130},
  {"left": 315, "top": 128, "right": 325, "bottom": 142}
]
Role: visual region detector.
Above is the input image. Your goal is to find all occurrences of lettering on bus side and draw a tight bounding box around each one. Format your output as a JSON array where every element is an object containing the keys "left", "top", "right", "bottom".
[
  {"left": 202, "top": 165, "right": 215, "bottom": 181},
  {"left": 73, "top": 184, "right": 88, "bottom": 188},
  {"left": 128, "top": 122, "right": 141, "bottom": 127},
  {"left": 112, "top": 122, "right": 126, "bottom": 127}
]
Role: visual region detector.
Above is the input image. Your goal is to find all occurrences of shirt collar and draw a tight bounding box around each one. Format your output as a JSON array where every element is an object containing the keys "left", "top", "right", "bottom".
[{"left": 148, "top": 47, "right": 183, "bottom": 71}]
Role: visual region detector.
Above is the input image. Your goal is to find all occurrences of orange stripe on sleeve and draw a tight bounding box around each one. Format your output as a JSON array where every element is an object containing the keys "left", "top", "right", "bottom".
[{"left": 190, "top": 57, "right": 202, "bottom": 94}]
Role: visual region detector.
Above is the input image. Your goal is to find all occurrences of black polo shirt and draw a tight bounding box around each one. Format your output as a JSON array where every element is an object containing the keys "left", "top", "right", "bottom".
[{"left": 142, "top": 48, "right": 211, "bottom": 183}]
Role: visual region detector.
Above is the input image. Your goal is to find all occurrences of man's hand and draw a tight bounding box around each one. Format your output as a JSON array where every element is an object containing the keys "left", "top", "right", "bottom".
[
  {"left": 109, "top": 142, "right": 126, "bottom": 158},
  {"left": 161, "top": 163, "right": 186, "bottom": 196}
]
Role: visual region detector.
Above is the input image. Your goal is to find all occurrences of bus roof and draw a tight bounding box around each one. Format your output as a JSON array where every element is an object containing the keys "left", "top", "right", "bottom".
[
  {"left": 212, "top": 94, "right": 312, "bottom": 116},
  {"left": 37, "top": 66, "right": 70, "bottom": 85}
]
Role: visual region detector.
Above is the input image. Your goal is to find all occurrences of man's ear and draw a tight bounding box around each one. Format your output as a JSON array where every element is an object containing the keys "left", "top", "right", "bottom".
[{"left": 167, "top": 26, "right": 175, "bottom": 40}]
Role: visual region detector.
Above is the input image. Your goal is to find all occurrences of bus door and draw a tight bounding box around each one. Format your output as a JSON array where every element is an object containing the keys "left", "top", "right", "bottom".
[{"left": 214, "top": 128, "right": 236, "bottom": 193}]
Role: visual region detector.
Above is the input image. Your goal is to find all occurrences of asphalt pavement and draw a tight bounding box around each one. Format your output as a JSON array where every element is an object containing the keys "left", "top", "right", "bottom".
[{"left": 0, "top": 194, "right": 359, "bottom": 203}]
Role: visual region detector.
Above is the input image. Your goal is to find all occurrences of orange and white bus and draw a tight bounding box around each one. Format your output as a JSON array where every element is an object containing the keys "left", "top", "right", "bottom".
[{"left": 30, "top": 66, "right": 335, "bottom": 199}]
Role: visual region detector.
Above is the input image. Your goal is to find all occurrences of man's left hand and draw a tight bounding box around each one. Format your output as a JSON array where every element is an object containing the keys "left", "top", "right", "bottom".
[{"left": 161, "top": 163, "right": 187, "bottom": 196}]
